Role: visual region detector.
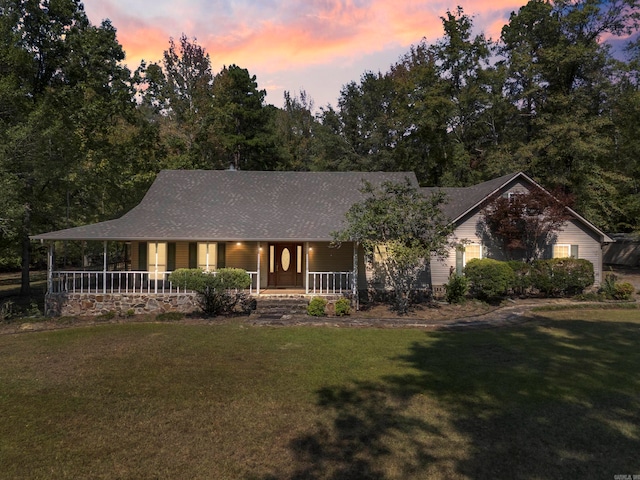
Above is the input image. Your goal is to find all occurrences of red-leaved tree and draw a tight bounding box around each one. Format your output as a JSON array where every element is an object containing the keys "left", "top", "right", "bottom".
[{"left": 480, "top": 187, "right": 573, "bottom": 262}]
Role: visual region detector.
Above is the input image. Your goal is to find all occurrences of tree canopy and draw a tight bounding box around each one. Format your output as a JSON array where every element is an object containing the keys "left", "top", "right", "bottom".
[
  {"left": 2, "top": 0, "right": 640, "bottom": 292},
  {"left": 333, "top": 180, "right": 453, "bottom": 313}
]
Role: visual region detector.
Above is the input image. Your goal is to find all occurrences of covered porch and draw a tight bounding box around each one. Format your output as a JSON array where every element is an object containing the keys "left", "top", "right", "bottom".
[{"left": 42, "top": 239, "right": 364, "bottom": 316}]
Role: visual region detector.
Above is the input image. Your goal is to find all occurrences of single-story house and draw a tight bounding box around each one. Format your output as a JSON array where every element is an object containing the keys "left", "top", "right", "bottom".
[{"left": 32, "top": 170, "right": 612, "bottom": 316}]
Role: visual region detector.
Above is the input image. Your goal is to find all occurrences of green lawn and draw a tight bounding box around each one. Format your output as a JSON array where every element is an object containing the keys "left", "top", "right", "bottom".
[{"left": 1, "top": 310, "right": 639, "bottom": 479}]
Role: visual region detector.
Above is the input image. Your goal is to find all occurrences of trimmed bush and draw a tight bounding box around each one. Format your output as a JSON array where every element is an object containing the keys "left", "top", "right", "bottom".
[
  {"left": 307, "top": 297, "right": 328, "bottom": 316},
  {"left": 507, "top": 261, "right": 532, "bottom": 295},
  {"left": 444, "top": 273, "right": 468, "bottom": 304},
  {"left": 464, "top": 258, "right": 515, "bottom": 301},
  {"left": 334, "top": 298, "right": 351, "bottom": 316},
  {"left": 168, "top": 268, "right": 252, "bottom": 316},
  {"left": 530, "top": 258, "right": 594, "bottom": 297},
  {"left": 613, "top": 282, "right": 635, "bottom": 300}
]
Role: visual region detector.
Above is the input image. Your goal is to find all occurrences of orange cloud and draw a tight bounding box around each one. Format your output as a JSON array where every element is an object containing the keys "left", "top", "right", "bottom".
[{"left": 87, "top": 0, "right": 529, "bottom": 77}]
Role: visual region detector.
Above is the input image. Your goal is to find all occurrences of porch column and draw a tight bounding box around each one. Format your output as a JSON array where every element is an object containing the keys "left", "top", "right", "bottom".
[
  {"left": 352, "top": 242, "right": 359, "bottom": 310},
  {"left": 256, "top": 242, "right": 261, "bottom": 295},
  {"left": 305, "top": 242, "right": 309, "bottom": 294},
  {"left": 103, "top": 241, "right": 107, "bottom": 294},
  {"left": 47, "top": 242, "right": 54, "bottom": 294}
]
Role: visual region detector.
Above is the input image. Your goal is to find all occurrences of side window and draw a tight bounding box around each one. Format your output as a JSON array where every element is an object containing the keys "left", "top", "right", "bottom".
[
  {"left": 464, "top": 243, "right": 482, "bottom": 265},
  {"left": 455, "top": 243, "right": 482, "bottom": 275},
  {"left": 552, "top": 244, "right": 571, "bottom": 258},
  {"left": 552, "top": 244, "right": 578, "bottom": 258}
]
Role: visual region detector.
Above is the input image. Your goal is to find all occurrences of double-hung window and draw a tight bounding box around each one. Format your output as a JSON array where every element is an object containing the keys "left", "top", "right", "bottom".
[{"left": 552, "top": 244, "right": 578, "bottom": 258}]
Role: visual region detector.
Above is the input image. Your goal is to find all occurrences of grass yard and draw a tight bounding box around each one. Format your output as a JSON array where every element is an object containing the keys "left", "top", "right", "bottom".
[{"left": 1, "top": 309, "right": 639, "bottom": 479}]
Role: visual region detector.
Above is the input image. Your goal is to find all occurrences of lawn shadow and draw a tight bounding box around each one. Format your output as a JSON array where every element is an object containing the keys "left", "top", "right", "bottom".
[
  {"left": 261, "top": 316, "right": 640, "bottom": 479},
  {"left": 384, "top": 317, "right": 640, "bottom": 478}
]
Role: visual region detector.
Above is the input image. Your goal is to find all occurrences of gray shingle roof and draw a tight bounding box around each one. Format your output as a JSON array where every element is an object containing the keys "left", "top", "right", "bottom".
[
  {"left": 32, "top": 170, "right": 419, "bottom": 242},
  {"left": 421, "top": 172, "right": 521, "bottom": 221}
]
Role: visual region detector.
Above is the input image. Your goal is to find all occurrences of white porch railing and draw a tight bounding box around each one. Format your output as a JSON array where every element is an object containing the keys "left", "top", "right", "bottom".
[
  {"left": 307, "top": 271, "right": 353, "bottom": 295},
  {"left": 49, "top": 270, "right": 352, "bottom": 296},
  {"left": 50, "top": 271, "right": 260, "bottom": 295}
]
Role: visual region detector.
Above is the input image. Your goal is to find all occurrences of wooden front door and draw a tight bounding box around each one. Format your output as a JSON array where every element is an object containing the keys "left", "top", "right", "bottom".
[{"left": 268, "top": 243, "right": 302, "bottom": 287}]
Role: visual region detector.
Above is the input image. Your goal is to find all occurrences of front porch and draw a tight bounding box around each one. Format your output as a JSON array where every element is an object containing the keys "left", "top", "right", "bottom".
[
  {"left": 44, "top": 272, "right": 356, "bottom": 318},
  {"left": 42, "top": 239, "right": 364, "bottom": 316}
]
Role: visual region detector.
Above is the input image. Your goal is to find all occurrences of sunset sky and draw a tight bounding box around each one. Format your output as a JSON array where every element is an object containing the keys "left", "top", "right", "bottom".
[{"left": 81, "top": 1, "right": 533, "bottom": 108}]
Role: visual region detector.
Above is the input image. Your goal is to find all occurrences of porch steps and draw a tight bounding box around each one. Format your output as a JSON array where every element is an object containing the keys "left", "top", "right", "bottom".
[{"left": 253, "top": 298, "right": 310, "bottom": 318}]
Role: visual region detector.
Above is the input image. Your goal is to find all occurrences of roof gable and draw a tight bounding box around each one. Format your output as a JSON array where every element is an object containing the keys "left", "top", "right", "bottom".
[{"left": 421, "top": 172, "right": 612, "bottom": 243}]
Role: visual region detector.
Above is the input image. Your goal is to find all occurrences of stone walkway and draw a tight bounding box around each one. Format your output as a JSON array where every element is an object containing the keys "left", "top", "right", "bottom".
[{"left": 248, "top": 300, "right": 557, "bottom": 330}]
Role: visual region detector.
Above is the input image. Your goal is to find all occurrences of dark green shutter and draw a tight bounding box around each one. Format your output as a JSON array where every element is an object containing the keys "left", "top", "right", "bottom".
[
  {"left": 456, "top": 249, "right": 464, "bottom": 275},
  {"left": 167, "top": 243, "right": 176, "bottom": 271},
  {"left": 544, "top": 244, "right": 553, "bottom": 259},
  {"left": 217, "top": 243, "right": 226, "bottom": 269},
  {"left": 138, "top": 242, "right": 148, "bottom": 270},
  {"left": 188, "top": 243, "right": 197, "bottom": 268},
  {"left": 570, "top": 244, "right": 579, "bottom": 258}
]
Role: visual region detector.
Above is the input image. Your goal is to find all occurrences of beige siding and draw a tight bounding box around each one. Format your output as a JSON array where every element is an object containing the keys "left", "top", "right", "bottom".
[
  {"left": 175, "top": 242, "right": 190, "bottom": 269},
  {"left": 502, "top": 179, "right": 531, "bottom": 196},
  {"left": 308, "top": 242, "right": 353, "bottom": 272},
  {"left": 131, "top": 242, "right": 139, "bottom": 270},
  {"left": 555, "top": 219, "right": 603, "bottom": 284},
  {"left": 259, "top": 243, "right": 268, "bottom": 289},
  {"left": 224, "top": 241, "right": 259, "bottom": 271}
]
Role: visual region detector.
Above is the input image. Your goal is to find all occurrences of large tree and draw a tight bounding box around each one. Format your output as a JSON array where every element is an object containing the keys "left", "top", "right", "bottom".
[
  {"left": 211, "top": 64, "right": 278, "bottom": 170},
  {"left": 0, "top": 0, "right": 139, "bottom": 293},
  {"left": 495, "top": 0, "right": 640, "bottom": 230},
  {"left": 333, "top": 180, "right": 453, "bottom": 313},
  {"left": 139, "top": 34, "right": 217, "bottom": 169}
]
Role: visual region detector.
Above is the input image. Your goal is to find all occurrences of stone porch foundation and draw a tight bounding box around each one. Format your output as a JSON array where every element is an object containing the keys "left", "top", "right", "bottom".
[{"left": 45, "top": 292, "right": 200, "bottom": 317}]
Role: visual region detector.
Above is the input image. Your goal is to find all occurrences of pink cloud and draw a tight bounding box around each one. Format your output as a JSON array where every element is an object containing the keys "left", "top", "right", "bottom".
[
  {"left": 82, "top": 0, "right": 531, "bottom": 106},
  {"left": 86, "top": 0, "right": 530, "bottom": 72}
]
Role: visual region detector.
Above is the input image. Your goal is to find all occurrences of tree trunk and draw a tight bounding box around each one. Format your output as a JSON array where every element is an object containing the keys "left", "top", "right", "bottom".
[{"left": 20, "top": 203, "right": 31, "bottom": 296}]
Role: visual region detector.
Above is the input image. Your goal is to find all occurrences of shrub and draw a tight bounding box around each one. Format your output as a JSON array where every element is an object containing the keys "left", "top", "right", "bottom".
[
  {"left": 613, "top": 282, "right": 635, "bottom": 300},
  {"left": 307, "top": 297, "right": 328, "bottom": 316},
  {"left": 464, "top": 258, "right": 515, "bottom": 301},
  {"left": 96, "top": 311, "right": 116, "bottom": 321},
  {"left": 168, "top": 268, "right": 252, "bottom": 316},
  {"left": 0, "top": 300, "right": 15, "bottom": 322},
  {"left": 598, "top": 273, "right": 634, "bottom": 301},
  {"left": 599, "top": 273, "right": 618, "bottom": 298},
  {"left": 530, "top": 258, "right": 594, "bottom": 297},
  {"left": 335, "top": 298, "right": 351, "bottom": 316},
  {"left": 507, "top": 261, "right": 532, "bottom": 295},
  {"left": 444, "top": 273, "right": 468, "bottom": 304}
]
